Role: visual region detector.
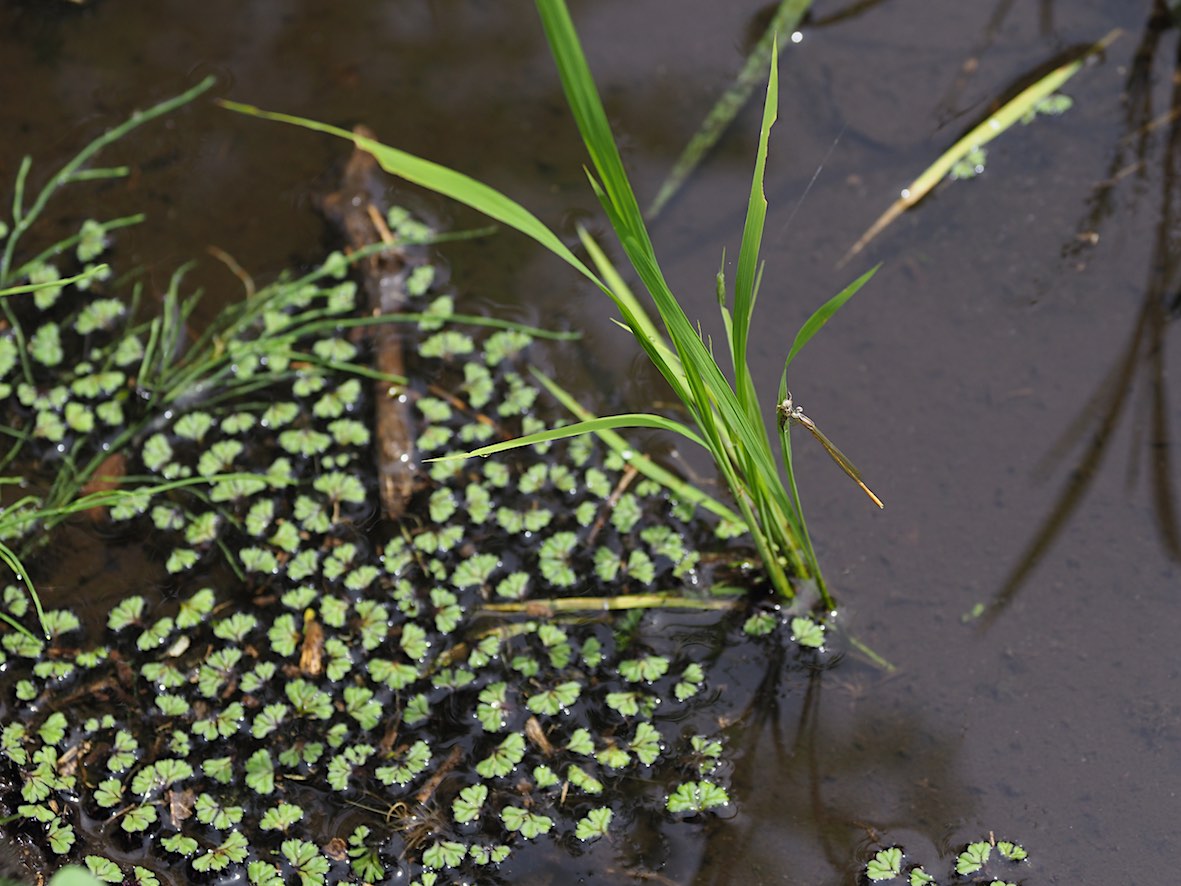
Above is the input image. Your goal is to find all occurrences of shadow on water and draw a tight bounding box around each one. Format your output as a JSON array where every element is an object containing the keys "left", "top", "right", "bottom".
[
  {"left": 1, "top": 0, "right": 1180, "bottom": 884},
  {"left": 985, "top": 0, "right": 1181, "bottom": 624}
]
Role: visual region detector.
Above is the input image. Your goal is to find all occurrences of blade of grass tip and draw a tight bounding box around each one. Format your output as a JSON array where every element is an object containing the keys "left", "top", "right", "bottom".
[
  {"left": 531, "top": 368, "right": 745, "bottom": 524},
  {"left": 217, "top": 99, "right": 609, "bottom": 295},
  {"left": 784, "top": 264, "right": 879, "bottom": 369},
  {"left": 0, "top": 540, "right": 47, "bottom": 638},
  {"left": 538, "top": 2, "right": 762, "bottom": 456},
  {"left": 426, "top": 412, "right": 709, "bottom": 462},
  {"left": 537, "top": 2, "right": 710, "bottom": 363},
  {"left": 840, "top": 28, "right": 1122, "bottom": 267},
  {"left": 536, "top": 2, "right": 651, "bottom": 246},
  {"left": 9, "top": 157, "right": 31, "bottom": 232},
  {"left": 648, "top": 0, "right": 811, "bottom": 219},
  {"left": 731, "top": 38, "right": 779, "bottom": 423}
]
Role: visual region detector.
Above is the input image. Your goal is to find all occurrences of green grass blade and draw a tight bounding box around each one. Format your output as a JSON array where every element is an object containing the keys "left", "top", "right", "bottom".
[
  {"left": 577, "top": 226, "right": 685, "bottom": 394},
  {"left": 776, "top": 370, "right": 824, "bottom": 599},
  {"left": 218, "top": 100, "right": 604, "bottom": 291},
  {"left": 648, "top": 0, "right": 812, "bottom": 218},
  {"left": 217, "top": 103, "right": 666, "bottom": 392},
  {"left": 429, "top": 413, "right": 709, "bottom": 462},
  {"left": 784, "top": 264, "right": 879, "bottom": 369},
  {"left": 532, "top": 368, "right": 743, "bottom": 523},
  {"left": 730, "top": 39, "right": 779, "bottom": 423},
  {"left": 0, "top": 540, "right": 46, "bottom": 639},
  {"left": 535, "top": 2, "right": 777, "bottom": 479}
]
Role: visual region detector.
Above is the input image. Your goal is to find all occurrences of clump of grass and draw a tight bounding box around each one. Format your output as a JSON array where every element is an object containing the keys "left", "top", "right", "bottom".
[{"left": 221, "top": 1, "right": 878, "bottom": 608}]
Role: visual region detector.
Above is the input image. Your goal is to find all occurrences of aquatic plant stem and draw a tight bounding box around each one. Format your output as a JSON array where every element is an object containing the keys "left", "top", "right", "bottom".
[
  {"left": 479, "top": 593, "right": 741, "bottom": 616},
  {"left": 0, "top": 76, "right": 217, "bottom": 286}
]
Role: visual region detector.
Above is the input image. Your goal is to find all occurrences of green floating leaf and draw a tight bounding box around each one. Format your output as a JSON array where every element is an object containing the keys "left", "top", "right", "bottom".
[
  {"left": 285, "top": 679, "right": 333, "bottom": 720},
  {"left": 865, "top": 847, "right": 903, "bottom": 882},
  {"left": 955, "top": 841, "right": 991, "bottom": 875},
  {"left": 422, "top": 840, "right": 467, "bottom": 870},
  {"left": 85, "top": 855, "right": 124, "bottom": 883},
  {"left": 743, "top": 611, "right": 776, "bottom": 636},
  {"left": 451, "top": 783, "right": 488, "bottom": 824},
  {"left": 76, "top": 219, "right": 109, "bottom": 262},
  {"left": 38, "top": 712, "right": 68, "bottom": 745},
  {"left": 281, "top": 837, "right": 330, "bottom": 883},
  {"left": 525, "top": 681, "right": 581, "bottom": 716},
  {"left": 567, "top": 764, "right": 603, "bottom": 795},
  {"left": 790, "top": 616, "right": 824, "bottom": 648},
  {"left": 374, "top": 739, "right": 431, "bottom": 787},
  {"left": 500, "top": 806, "right": 553, "bottom": 840},
  {"left": 245, "top": 749, "right": 276, "bottom": 795},
  {"left": 75, "top": 297, "right": 125, "bottom": 334},
  {"left": 574, "top": 807, "right": 612, "bottom": 841},
  {"left": 174, "top": 411, "right": 215, "bottom": 442},
  {"left": 666, "top": 780, "right": 730, "bottom": 814},
  {"left": 193, "top": 832, "right": 249, "bottom": 872},
  {"left": 997, "top": 840, "right": 1028, "bottom": 861},
  {"left": 476, "top": 732, "right": 525, "bottom": 779},
  {"left": 618, "top": 655, "right": 669, "bottom": 683},
  {"left": 348, "top": 825, "right": 384, "bottom": 882},
  {"left": 47, "top": 817, "right": 75, "bottom": 854},
  {"left": 122, "top": 804, "right": 158, "bottom": 833}
]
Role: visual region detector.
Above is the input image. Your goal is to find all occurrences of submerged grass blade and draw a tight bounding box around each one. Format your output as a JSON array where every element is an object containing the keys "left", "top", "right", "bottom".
[
  {"left": 840, "top": 29, "right": 1121, "bottom": 266},
  {"left": 480, "top": 593, "right": 741, "bottom": 616},
  {"left": 0, "top": 76, "right": 218, "bottom": 286}
]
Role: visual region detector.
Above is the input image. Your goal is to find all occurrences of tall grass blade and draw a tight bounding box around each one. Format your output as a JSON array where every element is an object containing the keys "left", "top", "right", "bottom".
[
  {"left": 648, "top": 0, "right": 812, "bottom": 219},
  {"left": 730, "top": 39, "right": 779, "bottom": 425}
]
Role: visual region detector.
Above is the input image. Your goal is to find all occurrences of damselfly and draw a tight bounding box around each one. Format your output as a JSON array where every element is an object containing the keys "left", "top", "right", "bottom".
[{"left": 777, "top": 394, "right": 884, "bottom": 509}]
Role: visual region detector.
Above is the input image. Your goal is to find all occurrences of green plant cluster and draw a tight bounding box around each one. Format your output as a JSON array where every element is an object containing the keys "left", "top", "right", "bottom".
[
  {"left": 864, "top": 839, "right": 1029, "bottom": 885},
  {"left": 0, "top": 179, "right": 844, "bottom": 880}
]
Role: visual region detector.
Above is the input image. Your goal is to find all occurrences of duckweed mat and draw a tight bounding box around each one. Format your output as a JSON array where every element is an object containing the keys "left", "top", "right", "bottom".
[{"left": 0, "top": 87, "right": 836, "bottom": 885}]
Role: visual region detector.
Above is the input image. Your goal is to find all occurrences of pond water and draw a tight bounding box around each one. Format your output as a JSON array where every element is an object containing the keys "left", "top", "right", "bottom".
[{"left": 0, "top": 0, "right": 1175, "bottom": 883}]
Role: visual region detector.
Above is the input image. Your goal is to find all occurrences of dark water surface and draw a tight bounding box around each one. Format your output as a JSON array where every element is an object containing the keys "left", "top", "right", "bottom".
[{"left": 0, "top": 1, "right": 1175, "bottom": 883}]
